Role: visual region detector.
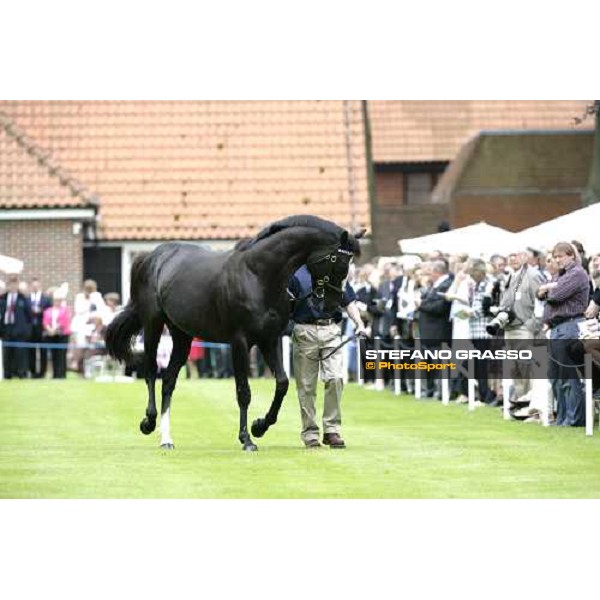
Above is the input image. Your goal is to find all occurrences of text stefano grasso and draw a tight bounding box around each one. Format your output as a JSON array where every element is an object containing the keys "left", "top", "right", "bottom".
[{"left": 364, "top": 349, "right": 533, "bottom": 361}]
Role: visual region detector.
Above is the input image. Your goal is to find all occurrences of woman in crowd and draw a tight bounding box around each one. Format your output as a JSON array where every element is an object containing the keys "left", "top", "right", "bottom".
[
  {"left": 71, "top": 279, "right": 106, "bottom": 374},
  {"left": 42, "top": 289, "right": 72, "bottom": 379}
]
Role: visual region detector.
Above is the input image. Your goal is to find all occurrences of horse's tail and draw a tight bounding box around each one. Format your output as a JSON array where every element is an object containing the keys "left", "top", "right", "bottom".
[
  {"left": 104, "top": 253, "right": 149, "bottom": 364},
  {"left": 104, "top": 302, "right": 142, "bottom": 364}
]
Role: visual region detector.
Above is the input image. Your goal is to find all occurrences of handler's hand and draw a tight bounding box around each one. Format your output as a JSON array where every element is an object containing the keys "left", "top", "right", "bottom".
[{"left": 354, "top": 324, "right": 367, "bottom": 338}]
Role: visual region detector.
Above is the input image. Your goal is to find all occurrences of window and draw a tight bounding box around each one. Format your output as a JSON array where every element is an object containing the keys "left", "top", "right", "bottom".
[{"left": 406, "top": 172, "right": 436, "bottom": 204}]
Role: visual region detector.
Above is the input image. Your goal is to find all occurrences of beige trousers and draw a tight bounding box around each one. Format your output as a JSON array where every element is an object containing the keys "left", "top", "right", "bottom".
[
  {"left": 292, "top": 323, "right": 344, "bottom": 443},
  {"left": 504, "top": 326, "right": 532, "bottom": 400}
]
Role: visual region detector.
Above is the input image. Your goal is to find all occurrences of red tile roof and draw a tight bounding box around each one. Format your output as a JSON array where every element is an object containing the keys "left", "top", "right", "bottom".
[
  {"left": 368, "top": 100, "right": 593, "bottom": 163},
  {"left": 0, "top": 112, "right": 96, "bottom": 209},
  {"left": 0, "top": 101, "right": 369, "bottom": 240}
]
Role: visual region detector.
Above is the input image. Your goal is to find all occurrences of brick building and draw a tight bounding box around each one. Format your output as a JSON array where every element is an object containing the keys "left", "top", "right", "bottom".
[
  {"left": 432, "top": 129, "right": 594, "bottom": 231},
  {"left": 0, "top": 101, "right": 369, "bottom": 302},
  {"left": 366, "top": 100, "right": 593, "bottom": 253},
  {"left": 0, "top": 100, "right": 593, "bottom": 301}
]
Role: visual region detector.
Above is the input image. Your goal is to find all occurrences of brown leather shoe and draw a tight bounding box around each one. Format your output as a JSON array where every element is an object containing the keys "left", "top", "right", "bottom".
[
  {"left": 304, "top": 439, "right": 321, "bottom": 448},
  {"left": 322, "top": 432, "right": 346, "bottom": 449}
]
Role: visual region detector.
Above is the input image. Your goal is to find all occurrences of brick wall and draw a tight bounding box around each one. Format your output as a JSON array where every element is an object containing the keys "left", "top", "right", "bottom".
[
  {"left": 0, "top": 220, "right": 83, "bottom": 303},
  {"left": 373, "top": 204, "right": 450, "bottom": 255}
]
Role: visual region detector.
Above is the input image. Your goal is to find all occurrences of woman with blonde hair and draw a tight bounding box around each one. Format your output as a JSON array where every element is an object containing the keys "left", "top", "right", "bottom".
[{"left": 71, "top": 279, "right": 106, "bottom": 374}]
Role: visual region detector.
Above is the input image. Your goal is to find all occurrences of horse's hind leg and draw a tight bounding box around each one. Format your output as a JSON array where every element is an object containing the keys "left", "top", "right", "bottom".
[
  {"left": 232, "top": 335, "right": 257, "bottom": 452},
  {"left": 140, "top": 320, "right": 163, "bottom": 435},
  {"left": 159, "top": 325, "right": 192, "bottom": 450},
  {"left": 252, "top": 337, "right": 289, "bottom": 439}
]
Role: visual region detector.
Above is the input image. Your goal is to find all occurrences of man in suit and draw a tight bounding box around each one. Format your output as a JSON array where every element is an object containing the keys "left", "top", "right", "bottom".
[
  {"left": 415, "top": 260, "right": 453, "bottom": 397},
  {"left": 28, "top": 277, "right": 51, "bottom": 378},
  {"left": 497, "top": 250, "right": 544, "bottom": 402},
  {"left": 0, "top": 274, "right": 33, "bottom": 379}
]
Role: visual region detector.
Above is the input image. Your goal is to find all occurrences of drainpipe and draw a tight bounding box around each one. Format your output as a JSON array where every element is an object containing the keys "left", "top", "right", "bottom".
[
  {"left": 361, "top": 100, "right": 377, "bottom": 257},
  {"left": 343, "top": 100, "right": 358, "bottom": 232}
]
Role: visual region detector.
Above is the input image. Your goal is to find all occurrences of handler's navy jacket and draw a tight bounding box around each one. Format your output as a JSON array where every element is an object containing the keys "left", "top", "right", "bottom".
[{"left": 288, "top": 265, "right": 355, "bottom": 324}]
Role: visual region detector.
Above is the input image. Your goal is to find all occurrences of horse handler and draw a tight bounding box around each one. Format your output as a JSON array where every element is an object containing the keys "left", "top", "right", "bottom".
[{"left": 288, "top": 264, "right": 366, "bottom": 449}]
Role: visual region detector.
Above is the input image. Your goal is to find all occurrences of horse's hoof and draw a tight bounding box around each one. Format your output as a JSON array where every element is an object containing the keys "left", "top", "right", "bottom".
[
  {"left": 251, "top": 418, "right": 267, "bottom": 438},
  {"left": 243, "top": 443, "right": 258, "bottom": 452},
  {"left": 160, "top": 443, "right": 175, "bottom": 450},
  {"left": 140, "top": 418, "right": 156, "bottom": 435}
]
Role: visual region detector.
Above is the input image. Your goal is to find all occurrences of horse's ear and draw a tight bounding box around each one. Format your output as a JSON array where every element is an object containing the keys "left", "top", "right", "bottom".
[{"left": 354, "top": 228, "right": 367, "bottom": 239}]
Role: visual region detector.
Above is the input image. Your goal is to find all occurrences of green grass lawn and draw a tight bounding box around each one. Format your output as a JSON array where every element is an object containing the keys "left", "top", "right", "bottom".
[{"left": 1, "top": 377, "right": 600, "bottom": 498}]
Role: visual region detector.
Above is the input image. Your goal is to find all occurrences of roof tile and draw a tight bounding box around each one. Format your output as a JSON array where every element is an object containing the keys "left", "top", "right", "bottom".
[
  {"left": 0, "top": 101, "right": 368, "bottom": 239},
  {"left": 0, "top": 112, "right": 93, "bottom": 209}
]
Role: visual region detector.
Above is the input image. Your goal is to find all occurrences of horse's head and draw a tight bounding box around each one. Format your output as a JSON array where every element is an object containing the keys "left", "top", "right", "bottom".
[
  {"left": 234, "top": 216, "right": 367, "bottom": 309},
  {"left": 306, "top": 226, "right": 367, "bottom": 312}
]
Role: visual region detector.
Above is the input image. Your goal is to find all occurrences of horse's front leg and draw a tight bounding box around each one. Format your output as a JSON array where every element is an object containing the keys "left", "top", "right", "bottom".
[
  {"left": 232, "top": 335, "right": 257, "bottom": 452},
  {"left": 140, "top": 323, "right": 163, "bottom": 435},
  {"left": 252, "top": 336, "right": 289, "bottom": 438}
]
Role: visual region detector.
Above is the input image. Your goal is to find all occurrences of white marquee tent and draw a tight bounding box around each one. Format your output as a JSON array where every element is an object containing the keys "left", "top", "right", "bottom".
[
  {"left": 516, "top": 203, "right": 600, "bottom": 254},
  {"left": 398, "top": 222, "right": 519, "bottom": 257}
]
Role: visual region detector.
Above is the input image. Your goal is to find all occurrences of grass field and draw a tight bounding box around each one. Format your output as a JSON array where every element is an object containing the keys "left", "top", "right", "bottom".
[{"left": 1, "top": 377, "right": 600, "bottom": 498}]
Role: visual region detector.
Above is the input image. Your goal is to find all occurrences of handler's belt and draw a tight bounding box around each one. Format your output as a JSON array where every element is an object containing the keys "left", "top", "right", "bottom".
[{"left": 296, "top": 318, "right": 337, "bottom": 326}]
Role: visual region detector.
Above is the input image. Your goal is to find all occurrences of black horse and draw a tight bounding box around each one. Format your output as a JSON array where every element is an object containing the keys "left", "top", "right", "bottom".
[{"left": 105, "top": 215, "right": 364, "bottom": 451}]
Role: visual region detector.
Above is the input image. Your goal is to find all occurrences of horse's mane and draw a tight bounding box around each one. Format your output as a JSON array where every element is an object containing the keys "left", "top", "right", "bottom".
[{"left": 234, "top": 215, "right": 345, "bottom": 252}]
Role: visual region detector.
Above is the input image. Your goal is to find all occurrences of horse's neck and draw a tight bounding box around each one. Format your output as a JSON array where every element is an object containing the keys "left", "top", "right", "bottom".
[{"left": 244, "top": 229, "right": 335, "bottom": 285}]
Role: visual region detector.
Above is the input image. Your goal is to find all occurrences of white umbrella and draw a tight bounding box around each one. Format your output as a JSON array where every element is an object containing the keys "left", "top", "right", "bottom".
[
  {"left": 398, "top": 222, "right": 518, "bottom": 258},
  {"left": 0, "top": 253, "right": 24, "bottom": 273},
  {"left": 516, "top": 204, "right": 600, "bottom": 254}
]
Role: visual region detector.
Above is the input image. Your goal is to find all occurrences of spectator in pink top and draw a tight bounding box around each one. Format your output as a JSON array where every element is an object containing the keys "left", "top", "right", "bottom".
[{"left": 43, "top": 289, "right": 72, "bottom": 379}]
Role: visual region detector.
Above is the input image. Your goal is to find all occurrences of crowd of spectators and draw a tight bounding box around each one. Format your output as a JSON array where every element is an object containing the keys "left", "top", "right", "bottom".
[
  {"left": 342, "top": 240, "right": 600, "bottom": 427},
  {"left": 3, "top": 238, "right": 600, "bottom": 430},
  {"left": 0, "top": 276, "right": 121, "bottom": 379}
]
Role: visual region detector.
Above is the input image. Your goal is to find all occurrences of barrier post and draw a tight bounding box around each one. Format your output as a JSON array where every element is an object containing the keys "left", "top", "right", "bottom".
[
  {"left": 541, "top": 379, "right": 551, "bottom": 427},
  {"left": 502, "top": 378, "right": 512, "bottom": 420},
  {"left": 374, "top": 336, "right": 384, "bottom": 391},
  {"left": 282, "top": 335, "right": 291, "bottom": 379},
  {"left": 502, "top": 353, "right": 511, "bottom": 420},
  {"left": 414, "top": 338, "right": 422, "bottom": 399},
  {"left": 585, "top": 353, "right": 593, "bottom": 436},
  {"left": 393, "top": 336, "right": 401, "bottom": 396},
  {"left": 441, "top": 342, "right": 450, "bottom": 405},
  {"left": 357, "top": 336, "right": 364, "bottom": 385},
  {"left": 342, "top": 336, "right": 349, "bottom": 385},
  {"left": 467, "top": 359, "right": 476, "bottom": 411}
]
